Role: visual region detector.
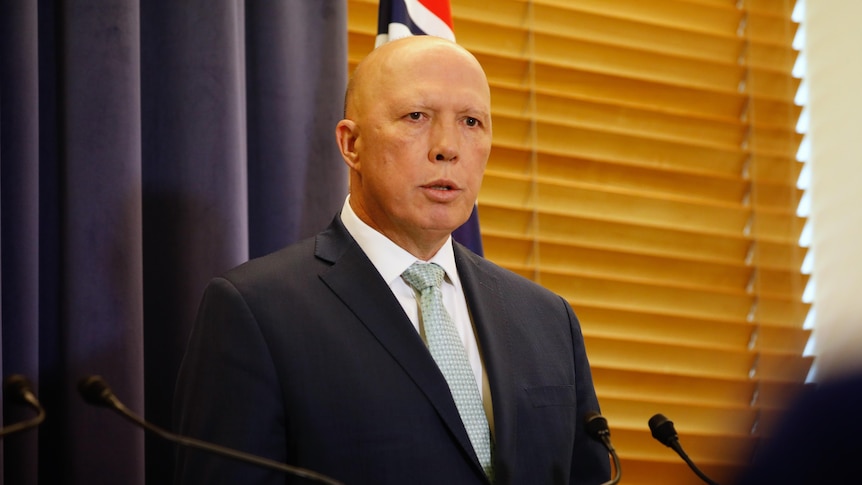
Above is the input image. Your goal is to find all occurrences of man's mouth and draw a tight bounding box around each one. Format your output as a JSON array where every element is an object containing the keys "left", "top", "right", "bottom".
[{"left": 424, "top": 180, "right": 457, "bottom": 191}]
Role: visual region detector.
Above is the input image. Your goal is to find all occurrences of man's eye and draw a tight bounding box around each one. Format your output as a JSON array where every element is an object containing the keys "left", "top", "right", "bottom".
[
  {"left": 465, "top": 117, "right": 479, "bottom": 127},
  {"left": 408, "top": 112, "right": 422, "bottom": 120}
]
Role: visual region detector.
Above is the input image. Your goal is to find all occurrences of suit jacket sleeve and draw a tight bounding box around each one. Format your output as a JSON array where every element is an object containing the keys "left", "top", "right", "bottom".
[
  {"left": 173, "top": 276, "right": 287, "bottom": 485},
  {"left": 564, "top": 297, "right": 611, "bottom": 484}
]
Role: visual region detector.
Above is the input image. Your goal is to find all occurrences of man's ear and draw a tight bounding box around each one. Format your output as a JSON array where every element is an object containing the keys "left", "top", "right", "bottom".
[{"left": 335, "top": 120, "right": 359, "bottom": 169}]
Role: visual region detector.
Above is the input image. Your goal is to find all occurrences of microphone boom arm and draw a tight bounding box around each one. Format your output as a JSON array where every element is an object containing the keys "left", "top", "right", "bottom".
[
  {"left": 0, "top": 374, "right": 46, "bottom": 438},
  {"left": 78, "top": 375, "right": 343, "bottom": 485},
  {"left": 583, "top": 411, "right": 622, "bottom": 485},
  {"left": 648, "top": 413, "right": 720, "bottom": 485}
]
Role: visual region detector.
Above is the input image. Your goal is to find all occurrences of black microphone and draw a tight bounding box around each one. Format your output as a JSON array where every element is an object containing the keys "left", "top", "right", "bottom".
[
  {"left": 648, "top": 413, "right": 720, "bottom": 485},
  {"left": 78, "top": 375, "right": 343, "bottom": 485},
  {"left": 583, "top": 411, "right": 621, "bottom": 485},
  {"left": 0, "top": 374, "right": 46, "bottom": 438}
]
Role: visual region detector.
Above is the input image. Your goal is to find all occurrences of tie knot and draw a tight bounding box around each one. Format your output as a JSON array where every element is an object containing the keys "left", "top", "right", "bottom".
[{"left": 402, "top": 262, "right": 445, "bottom": 292}]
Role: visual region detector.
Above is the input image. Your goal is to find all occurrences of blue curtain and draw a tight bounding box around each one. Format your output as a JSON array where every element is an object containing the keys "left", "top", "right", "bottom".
[{"left": 0, "top": 1, "right": 348, "bottom": 483}]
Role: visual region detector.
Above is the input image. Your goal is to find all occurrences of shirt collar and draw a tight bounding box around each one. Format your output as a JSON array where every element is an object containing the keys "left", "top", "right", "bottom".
[{"left": 340, "top": 196, "right": 457, "bottom": 284}]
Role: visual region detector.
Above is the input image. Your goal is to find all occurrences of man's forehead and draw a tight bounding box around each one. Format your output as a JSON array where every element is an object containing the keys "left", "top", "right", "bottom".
[{"left": 348, "top": 38, "right": 488, "bottom": 114}]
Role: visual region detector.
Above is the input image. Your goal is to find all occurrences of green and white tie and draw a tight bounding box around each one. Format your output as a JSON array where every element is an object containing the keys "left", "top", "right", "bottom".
[{"left": 402, "top": 262, "right": 493, "bottom": 479}]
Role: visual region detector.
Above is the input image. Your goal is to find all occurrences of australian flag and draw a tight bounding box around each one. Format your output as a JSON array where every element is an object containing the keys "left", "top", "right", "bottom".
[
  {"left": 376, "top": 0, "right": 485, "bottom": 256},
  {"left": 376, "top": 0, "right": 456, "bottom": 47}
]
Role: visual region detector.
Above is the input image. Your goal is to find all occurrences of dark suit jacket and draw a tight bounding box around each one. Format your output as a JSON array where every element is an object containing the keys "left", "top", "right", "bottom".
[{"left": 173, "top": 216, "right": 610, "bottom": 484}]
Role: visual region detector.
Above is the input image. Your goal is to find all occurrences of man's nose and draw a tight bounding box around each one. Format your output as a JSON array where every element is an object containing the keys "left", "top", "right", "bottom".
[{"left": 429, "top": 122, "right": 459, "bottom": 162}]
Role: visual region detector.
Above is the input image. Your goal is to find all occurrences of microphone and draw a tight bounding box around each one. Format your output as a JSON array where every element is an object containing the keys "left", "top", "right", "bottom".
[
  {"left": 78, "top": 375, "right": 343, "bottom": 485},
  {"left": 583, "top": 411, "right": 621, "bottom": 485},
  {"left": 0, "top": 374, "right": 46, "bottom": 438},
  {"left": 648, "top": 413, "right": 720, "bottom": 485}
]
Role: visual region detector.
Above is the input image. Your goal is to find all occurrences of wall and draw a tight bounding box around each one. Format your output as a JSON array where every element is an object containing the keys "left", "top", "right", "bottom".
[{"left": 806, "top": 0, "right": 862, "bottom": 380}]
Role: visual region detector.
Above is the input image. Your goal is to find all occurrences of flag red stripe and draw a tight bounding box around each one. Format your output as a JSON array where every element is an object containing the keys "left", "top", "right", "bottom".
[{"left": 416, "top": 0, "right": 453, "bottom": 29}]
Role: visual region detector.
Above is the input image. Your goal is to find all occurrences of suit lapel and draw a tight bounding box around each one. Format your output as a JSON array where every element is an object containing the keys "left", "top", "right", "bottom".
[
  {"left": 455, "top": 244, "right": 518, "bottom": 480},
  {"left": 314, "top": 219, "right": 487, "bottom": 479}
]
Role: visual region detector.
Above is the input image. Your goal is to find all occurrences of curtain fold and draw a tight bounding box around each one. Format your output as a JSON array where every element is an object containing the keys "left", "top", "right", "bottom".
[
  {"left": 0, "top": 0, "right": 348, "bottom": 483},
  {"left": 140, "top": 2, "right": 250, "bottom": 480},
  {"left": 1, "top": 1, "right": 41, "bottom": 483},
  {"left": 62, "top": 1, "right": 145, "bottom": 482},
  {"left": 246, "top": 1, "right": 348, "bottom": 259}
]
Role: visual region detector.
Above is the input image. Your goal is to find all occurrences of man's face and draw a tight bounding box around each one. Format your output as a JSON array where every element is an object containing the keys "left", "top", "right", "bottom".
[{"left": 340, "top": 39, "right": 492, "bottom": 254}]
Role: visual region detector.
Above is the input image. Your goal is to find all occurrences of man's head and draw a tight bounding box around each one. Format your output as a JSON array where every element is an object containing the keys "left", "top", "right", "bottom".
[{"left": 335, "top": 36, "right": 492, "bottom": 260}]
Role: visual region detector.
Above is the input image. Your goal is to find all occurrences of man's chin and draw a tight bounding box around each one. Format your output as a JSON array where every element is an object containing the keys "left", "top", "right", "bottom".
[{"left": 426, "top": 215, "right": 471, "bottom": 234}]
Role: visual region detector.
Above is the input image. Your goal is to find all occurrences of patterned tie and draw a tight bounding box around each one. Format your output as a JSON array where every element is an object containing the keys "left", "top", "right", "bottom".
[{"left": 402, "top": 262, "right": 493, "bottom": 479}]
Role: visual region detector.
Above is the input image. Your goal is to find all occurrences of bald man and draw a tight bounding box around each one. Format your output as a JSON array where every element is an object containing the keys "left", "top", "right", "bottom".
[{"left": 174, "top": 36, "right": 610, "bottom": 485}]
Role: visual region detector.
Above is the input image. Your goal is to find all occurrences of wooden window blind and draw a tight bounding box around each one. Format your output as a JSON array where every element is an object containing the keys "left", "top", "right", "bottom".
[{"left": 347, "top": 1, "right": 810, "bottom": 483}]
